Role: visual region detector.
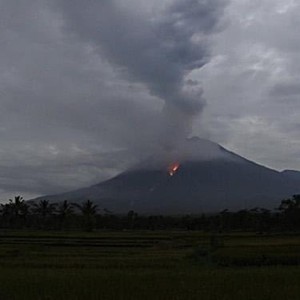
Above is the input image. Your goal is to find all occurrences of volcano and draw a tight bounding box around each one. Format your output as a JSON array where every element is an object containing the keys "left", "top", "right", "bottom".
[{"left": 33, "top": 138, "right": 300, "bottom": 214}]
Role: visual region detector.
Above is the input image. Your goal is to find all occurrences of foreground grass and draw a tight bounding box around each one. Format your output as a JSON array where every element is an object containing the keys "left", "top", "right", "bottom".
[
  {"left": 0, "top": 230, "right": 299, "bottom": 300},
  {"left": 1, "top": 266, "right": 300, "bottom": 300}
]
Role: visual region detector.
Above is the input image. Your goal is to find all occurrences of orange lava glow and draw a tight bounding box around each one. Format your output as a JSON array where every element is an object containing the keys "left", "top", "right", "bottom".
[{"left": 168, "top": 162, "right": 180, "bottom": 176}]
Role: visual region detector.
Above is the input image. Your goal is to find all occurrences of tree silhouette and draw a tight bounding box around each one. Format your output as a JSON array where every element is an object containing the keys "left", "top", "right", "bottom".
[
  {"left": 10, "top": 196, "right": 27, "bottom": 215},
  {"left": 279, "top": 195, "right": 300, "bottom": 211},
  {"left": 278, "top": 195, "right": 300, "bottom": 229},
  {"left": 1, "top": 196, "right": 29, "bottom": 228},
  {"left": 74, "top": 200, "right": 98, "bottom": 231},
  {"left": 127, "top": 210, "right": 138, "bottom": 229},
  {"left": 0, "top": 202, "right": 13, "bottom": 227},
  {"left": 57, "top": 200, "right": 74, "bottom": 229},
  {"left": 32, "top": 200, "right": 57, "bottom": 217},
  {"left": 31, "top": 200, "right": 57, "bottom": 229}
]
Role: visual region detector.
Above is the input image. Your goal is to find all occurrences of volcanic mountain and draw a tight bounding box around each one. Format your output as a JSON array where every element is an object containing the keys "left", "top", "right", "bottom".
[{"left": 33, "top": 138, "right": 300, "bottom": 214}]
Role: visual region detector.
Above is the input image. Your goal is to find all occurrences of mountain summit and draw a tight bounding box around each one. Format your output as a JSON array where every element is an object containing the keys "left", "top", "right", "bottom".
[{"left": 32, "top": 138, "right": 300, "bottom": 214}]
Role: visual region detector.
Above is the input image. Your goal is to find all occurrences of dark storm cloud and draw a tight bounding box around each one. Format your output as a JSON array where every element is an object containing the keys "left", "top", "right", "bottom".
[
  {"left": 270, "top": 82, "right": 300, "bottom": 98},
  {"left": 0, "top": 0, "right": 158, "bottom": 198},
  {"left": 1, "top": 0, "right": 300, "bottom": 201},
  {"left": 198, "top": 0, "right": 300, "bottom": 171},
  {"left": 0, "top": 148, "right": 131, "bottom": 195},
  {"left": 0, "top": 0, "right": 227, "bottom": 200},
  {"left": 54, "top": 0, "right": 226, "bottom": 143}
]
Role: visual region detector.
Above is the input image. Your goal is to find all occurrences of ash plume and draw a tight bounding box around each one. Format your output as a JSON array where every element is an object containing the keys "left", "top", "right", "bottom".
[{"left": 54, "top": 0, "right": 226, "bottom": 151}]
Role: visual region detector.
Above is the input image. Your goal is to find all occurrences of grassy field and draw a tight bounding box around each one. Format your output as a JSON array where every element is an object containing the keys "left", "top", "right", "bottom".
[{"left": 0, "top": 230, "right": 300, "bottom": 299}]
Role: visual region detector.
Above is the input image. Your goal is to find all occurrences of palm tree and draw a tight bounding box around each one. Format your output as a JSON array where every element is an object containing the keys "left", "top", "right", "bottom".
[
  {"left": 57, "top": 200, "right": 74, "bottom": 229},
  {"left": 0, "top": 202, "right": 12, "bottom": 227},
  {"left": 31, "top": 200, "right": 57, "bottom": 229},
  {"left": 75, "top": 199, "right": 98, "bottom": 215},
  {"left": 74, "top": 200, "right": 98, "bottom": 231},
  {"left": 278, "top": 195, "right": 300, "bottom": 229},
  {"left": 9, "top": 196, "right": 27, "bottom": 216},
  {"left": 31, "top": 200, "right": 57, "bottom": 217},
  {"left": 2, "top": 196, "right": 29, "bottom": 228}
]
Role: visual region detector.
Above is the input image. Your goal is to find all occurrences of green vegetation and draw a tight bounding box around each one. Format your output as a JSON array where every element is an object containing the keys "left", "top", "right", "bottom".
[
  {"left": 0, "top": 230, "right": 300, "bottom": 299},
  {"left": 1, "top": 196, "right": 300, "bottom": 298},
  {"left": 1, "top": 195, "right": 300, "bottom": 232}
]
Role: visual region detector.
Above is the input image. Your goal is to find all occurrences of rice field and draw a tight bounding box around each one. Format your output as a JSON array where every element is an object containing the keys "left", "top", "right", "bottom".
[{"left": 0, "top": 230, "right": 299, "bottom": 299}]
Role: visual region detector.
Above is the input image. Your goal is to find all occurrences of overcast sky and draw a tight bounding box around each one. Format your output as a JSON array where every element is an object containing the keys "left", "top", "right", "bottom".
[{"left": 0, "top": 0, "right": 300, "bottom": 201}]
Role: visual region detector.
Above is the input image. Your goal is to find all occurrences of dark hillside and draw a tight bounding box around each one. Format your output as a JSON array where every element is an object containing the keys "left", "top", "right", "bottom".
[{"left": 32, "top": 139, "right": 300, "bottom": 214}]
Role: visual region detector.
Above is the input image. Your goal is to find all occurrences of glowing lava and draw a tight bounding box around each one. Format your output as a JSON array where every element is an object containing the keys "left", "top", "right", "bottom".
[{"left": 168, "top": 162, "right": 180, "bottom": 176}]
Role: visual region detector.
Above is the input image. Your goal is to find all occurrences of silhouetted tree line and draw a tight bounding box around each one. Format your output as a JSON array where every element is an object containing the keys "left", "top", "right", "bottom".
[{"left": 1, "top": 195, "right": 300, "bottom": 232}]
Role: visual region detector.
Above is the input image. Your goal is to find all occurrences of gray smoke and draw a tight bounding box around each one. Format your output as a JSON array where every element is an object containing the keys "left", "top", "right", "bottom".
[{"left": 53, "top": 0, "right": 226, "bottom": 150}]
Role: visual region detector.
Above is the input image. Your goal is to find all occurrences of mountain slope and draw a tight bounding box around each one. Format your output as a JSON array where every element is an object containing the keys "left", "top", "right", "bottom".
[
  {"left": 32, "top": 139, "right": 300, "bottom": 214},
  {"left": 282, "top": 169, "right": 300, "bottom": 181}
]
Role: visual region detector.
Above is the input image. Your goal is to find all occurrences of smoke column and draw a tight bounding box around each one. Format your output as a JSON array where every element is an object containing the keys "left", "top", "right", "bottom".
[{"left": 54, "top": 0, "right": 226, "bottom": 150}]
